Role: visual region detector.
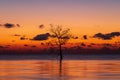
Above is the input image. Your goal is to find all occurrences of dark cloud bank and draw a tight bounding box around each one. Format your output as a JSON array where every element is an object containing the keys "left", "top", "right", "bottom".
[
  {"left": 93, "top": 32, "right": 120, "bottom": 40},
  {"left": 32, "top": 33, "right": 50, "bottom": 41},
  {"left": 0, "top": 23, "right": 20, "bottom": 28},
  {"left": 83, "top": 35, "right": 87, "bottom": 39},
  {"left": 39, "top": 24, "right": 44, "bottom": 29},
  {"left": 13, "top": 34, "right": 21, "bottom": 36}
]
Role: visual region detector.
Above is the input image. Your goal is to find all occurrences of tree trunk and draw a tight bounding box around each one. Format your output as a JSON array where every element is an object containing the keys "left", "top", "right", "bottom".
[{"left": 59, "top": 44, "right": 63, "bottom": 60}]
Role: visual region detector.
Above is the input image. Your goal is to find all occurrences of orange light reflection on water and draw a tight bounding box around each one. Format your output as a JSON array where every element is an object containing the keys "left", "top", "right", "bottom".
[{"left": 0, "top": 60, "right": 120, "bottom": 80}]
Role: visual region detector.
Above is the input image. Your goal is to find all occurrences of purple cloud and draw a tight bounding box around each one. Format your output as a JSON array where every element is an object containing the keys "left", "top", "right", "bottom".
[
  {"left": 93, "top": 32, "right": 120, "bottom": 40},
  {"left": 32, "top": 33, "right": 50, "bottom": 41}
]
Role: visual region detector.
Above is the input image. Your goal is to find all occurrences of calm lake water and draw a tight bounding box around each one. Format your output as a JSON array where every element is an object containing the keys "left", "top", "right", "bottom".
[{"left": 0, "top": 60, "right": 120, "bottom": 80}]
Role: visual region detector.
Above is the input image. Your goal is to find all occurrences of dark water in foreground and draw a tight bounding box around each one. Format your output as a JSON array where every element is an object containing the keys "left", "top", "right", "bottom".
[{"left": 0, "top": 60, "right": 120, "bottom": 80}]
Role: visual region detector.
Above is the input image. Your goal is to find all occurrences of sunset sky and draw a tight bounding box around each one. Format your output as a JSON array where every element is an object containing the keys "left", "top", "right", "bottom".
[{"left": 0, "top": 0, "right": 120, "bottom": 50}]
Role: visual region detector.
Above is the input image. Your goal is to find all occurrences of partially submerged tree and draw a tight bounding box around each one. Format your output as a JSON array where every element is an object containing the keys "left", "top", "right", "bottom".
[{"left": 49, "top": 24, "right": 71, "bottom": 60}]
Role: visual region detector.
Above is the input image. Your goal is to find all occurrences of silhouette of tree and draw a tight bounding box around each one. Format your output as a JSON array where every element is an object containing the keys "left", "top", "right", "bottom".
[{"left": 49, "top": 24, "right": 71, "bottom": 60}]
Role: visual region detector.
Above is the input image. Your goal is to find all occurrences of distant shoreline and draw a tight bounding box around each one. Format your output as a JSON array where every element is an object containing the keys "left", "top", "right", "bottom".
[{"left": 0, "top": 53, "right": 120, "bottom": 60}]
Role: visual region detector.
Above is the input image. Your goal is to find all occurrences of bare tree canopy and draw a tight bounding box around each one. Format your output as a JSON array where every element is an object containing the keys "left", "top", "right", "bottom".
[{"left": 50, "top": 24, "right": 71, "bottom": 45}]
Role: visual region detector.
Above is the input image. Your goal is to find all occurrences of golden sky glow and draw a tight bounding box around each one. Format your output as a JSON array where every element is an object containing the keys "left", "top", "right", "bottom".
[{"left": 0, "top": 0, "right": 120, "bottom": 49}]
